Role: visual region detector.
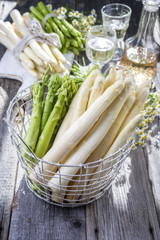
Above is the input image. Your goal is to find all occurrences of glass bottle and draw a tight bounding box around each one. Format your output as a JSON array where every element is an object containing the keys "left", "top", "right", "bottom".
[{"left": 121, "top": 0, "right": 160, "bottom": 86}]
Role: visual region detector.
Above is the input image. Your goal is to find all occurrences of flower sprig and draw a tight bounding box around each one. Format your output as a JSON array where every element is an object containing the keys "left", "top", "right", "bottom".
[
  {"left": 47, "top": 4, "right": 97, "bottom": 37},
  {"left": 132, "top": 82, "right": 160, "bottom": 149}
]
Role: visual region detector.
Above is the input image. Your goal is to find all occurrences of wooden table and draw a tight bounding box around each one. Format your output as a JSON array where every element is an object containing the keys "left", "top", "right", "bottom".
[{"left": 0, "top": 1, "right": 160, "bottom": 239}]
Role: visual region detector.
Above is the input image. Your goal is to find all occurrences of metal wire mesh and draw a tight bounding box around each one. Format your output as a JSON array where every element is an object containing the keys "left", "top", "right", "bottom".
[{"left": 6, "top": 80, "right": 134, "bottom": 207}]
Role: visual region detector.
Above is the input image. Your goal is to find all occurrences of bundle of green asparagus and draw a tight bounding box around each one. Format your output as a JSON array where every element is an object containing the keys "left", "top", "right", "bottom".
[
  {"left": 23, "top": 66, "right": 84, "bottom": 165},
  {"left": 29, "top": 2, "right": 85, "bottom": 55}
]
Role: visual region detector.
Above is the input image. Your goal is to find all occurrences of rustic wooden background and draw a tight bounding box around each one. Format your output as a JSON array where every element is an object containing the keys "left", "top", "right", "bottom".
[{"left": 0, "top": 1, "right": 160, "bottom": 240}]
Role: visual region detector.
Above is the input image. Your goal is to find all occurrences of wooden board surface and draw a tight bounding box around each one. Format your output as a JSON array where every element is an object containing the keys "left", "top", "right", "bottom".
[
  {"left": 0, "top": 1, "right": 160, "bottom": 240},
  {"left": 0, "top": 78, "right": 22, "bottom": 240}
]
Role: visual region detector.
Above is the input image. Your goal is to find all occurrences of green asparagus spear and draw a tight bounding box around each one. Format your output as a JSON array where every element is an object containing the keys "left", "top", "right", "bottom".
[
  {"left": 68, "top": 46, "right": 80, "bottom": 56},
  {"left": 65, "top": 37, "right": 70, "bottom": 48},
  {"left": 37, "top": 2, "right": 65, "bottom": 45},
  {"left": 62, "top": 19, "right": 82, "bottom": 38},
  {"left": 48, "top": 77, "right": 78, "bottom": 148},
  {"left": 23, "top": 82, "right": 43, "bottom": 155},
  {"left": 52, "top": 17, "right": 71, "bottom": 38},
  {"left": 41, "top": 66, "right": 52, "bottom": 94},
  {"left": 81, "top": 37, "right": 86, "bottom": 45},
  {"left": 61, "top": 48, "right": 68, "bottom": 54},
  {"left": 72, "top": 77, "right": 84, "bottom": 88},
  {"left": 30, "top": 6, "right": 52, "bottom": 33},
  {"left": 76, "top": 37, "right": 83, "bottom": 49},
  {"left": 40, "top": 73, "right": 62, "bottom": 132},
  {"left": 22, "top": 67, "right": 51, "bottom": 163},
  {"left": 35, "top": 88, "right": 67, "bottom": 158},
  {"left": 35, "top": 75, "right": 79, "bottom": 158},
  {"left": 69, "top": 38, "right": 79, "bottom": 48}
]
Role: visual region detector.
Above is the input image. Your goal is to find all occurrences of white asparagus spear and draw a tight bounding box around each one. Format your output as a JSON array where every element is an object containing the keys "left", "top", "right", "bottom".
[
  {"left": 58, "top": 60, "right": 66, "bottom": 72},
  {"left": 37, "top": 72, "right": 44, "bottom": 80},
  {"left": 53, "top": 63, "right": 63, "bottom": 73},
  {"left": 22, "top": 13, "right": 67, "bottom": 69},
  {"left": 18, "top": 52, "right": 35, "bottom": 69},
  {"left": 22, "top": 12, "right": 32, "bottom": 26},
  {"left": 0, "top": 20, "right": 20, "bottom": 43},
  {"left": 29, "top": 80, "right": 125, "bottom": 187},
  {"left": 49, "top": 45, "right": 66, "bottom": 63},
  {"left": 103, "top": 66, "right": 117, "bottom": 90},
  {"left": 10, "top": 9, "right": 52, "bottom": 63},
  {"left": 80, "top": 114, "right": 143, "bottom": 201},
  {"left": 0, "top": 31, "right": 36, "bottom": 72},
  {"left": 5, "top": 21, "right": 13, "bottom": 30},
  {"left": 20, "top": 61, "right": 38, "bottom": 78},
  {"left": 0, "top": 31, "right": 15, "bottom": 51},
  {"left": 135, "top": 80, "right": 151, "bottom": 97},
  {"left": 12, "top": 22, "right": 24, "bottom": 38},
  {"left": 23, "top": 47, "right": 43, "bottom": 65},
  {"left": 0, "top": 20, "right": 36, "bottom": 69},
  {"left": 86, "top": 93, "right": 135, "bottom": 163},
  {"left": 0, "top": 20, "right": 43, "bottom": 66},
  {"left": 54, "top": 69, "right": 102, "bottom": 142},
  {"left": 67, "top": 82, "right": 135, "bottom": 202},
  {"left": 119, "top": 84, "right": 150, "bottom": 132},
  {"left": 87, "top": 74, "right": 105, "bottom": 107},
  {"left": 35, "top": 65, "right": 46, "bottom": 74},
  {"left": 70, "top": 85, "right": 90, "bottom": 125},
  {"left": 114, "top": 69, "right": 124, "bottom": 82},
  {"left": 48, "top": 77, "right": 132, "bottom": 202},
  {"left": 69, "top": 72, "right": 104, "bottom": 125},
  {"left": 40, "top": 43, "right": 58, "bottom": 67}
]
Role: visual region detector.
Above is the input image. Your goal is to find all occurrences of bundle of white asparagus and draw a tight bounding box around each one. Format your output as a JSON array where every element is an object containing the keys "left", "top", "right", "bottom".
[
  {"left": 0, "top": 9, "right": 66, "bottom": 78},
  {"left": 29, "top": 66, "right": 151, "bottom": 203}
]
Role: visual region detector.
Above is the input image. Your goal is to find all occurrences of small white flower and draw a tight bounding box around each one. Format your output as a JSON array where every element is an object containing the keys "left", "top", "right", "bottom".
[
  {"left": 68, "top": 11, "right": 74, "bottom": 17},
  {"left": 148, "top": 130, "right": 152, "bottom": 135},
  {"left": 86, "top": 26, "right": 90, "bottom": 31},
  {"left": 88, "top": 14, "right": 94, "bottom": 20},
  {"left": 74, "top": 11, "right": 80, "bottom": 18},
  {"left": 152, "top": 83, "right": 156, "bottom": 88},
  {"left": 83, "top": 21, "right": 88, "bottom": 26},
  {"left": 132, "top": 144, "right": 136, "bottom": 149},
  {"left": 82, "top": 17, "right": 87, "bottom": 21},
  {"left": 72, "top": 19, "right": 78, "bottom": 26},
  {"left": 141, "top": 134, "right": 147, "bottom": 141},
  {"left": 89, "top": 20, "right": 94, "bottom": 25},
  {"left": 145, "top": 99, "right": 151, "bottom": 104},
  {"left": 60, "top": 7, "right": 67, "bottom": 14},
  {"left": 55, "top": 9, "right": 60, "bottom": 15},
  {"left": 79, "top": 13, "right": 83, "bottom": 18},
  {"left": 91, "top": 9, "right": 96, "bottom": 15},
  {"left": 47, "top": 4, "right": 52, "bottom": 10}
]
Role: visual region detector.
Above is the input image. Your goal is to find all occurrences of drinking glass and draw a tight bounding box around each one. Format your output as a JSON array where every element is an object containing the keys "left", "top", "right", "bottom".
[
  {"left": 85, "top": 25, "right": 116, "bottom": 69},
  {"left": 101, "top": 3, "right": 132, "bottom": 62}
]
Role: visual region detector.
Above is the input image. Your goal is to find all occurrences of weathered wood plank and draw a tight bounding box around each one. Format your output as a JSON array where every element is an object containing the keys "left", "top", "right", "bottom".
[
  {"left": 145, "top": 64, "right": 160, "bottom": 223},
  {"left": 0, "top": 2, "right": 159, "bottom": 240},
  {"left": 86, "top": 149, "right": 160, "bottom": 240},
  {"left": 8, "top": 176, "right": 86, "bottom": 240},
  {"left": 0, "top": 78, "right": 22, "bottom": 240},
  {"left": 144, "top": 120, "right": 160, "bottom": 223}
]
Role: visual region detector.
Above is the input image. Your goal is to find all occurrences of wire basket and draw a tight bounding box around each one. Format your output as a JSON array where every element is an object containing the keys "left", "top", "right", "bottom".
[{"left": 5, "top": 68, "right": 135, "bottom": 207}]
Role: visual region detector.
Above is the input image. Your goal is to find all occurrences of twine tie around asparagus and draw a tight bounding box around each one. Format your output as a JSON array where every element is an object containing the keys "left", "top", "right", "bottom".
[{"left": 13, "top": 18, "right": 62, "bottom": 63}]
